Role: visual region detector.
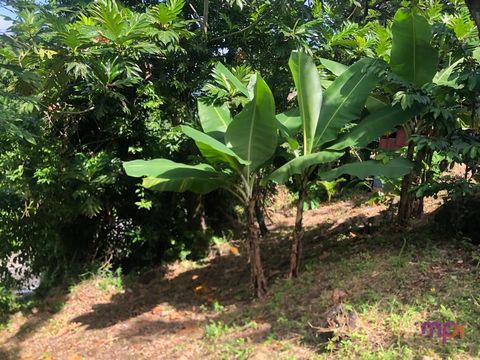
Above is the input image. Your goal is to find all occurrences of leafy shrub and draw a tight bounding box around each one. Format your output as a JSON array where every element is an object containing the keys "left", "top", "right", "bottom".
[{"left": 0, "top": 286, "right": 19, "bottom": 323}]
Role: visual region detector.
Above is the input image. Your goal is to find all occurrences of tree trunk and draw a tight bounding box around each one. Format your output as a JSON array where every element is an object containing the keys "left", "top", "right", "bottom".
[
  {"left": 202, "top": 0, "right": 209, "bottom": 34},
  {"left": 185, "top": 193, "right": 206, "bottom": 232},
  {"left": 254, "top": 200, "right": 268, "bottom": 237},
  {"left": 398, "top": 141, "right": 428, "bottom": 224},
  {"left": 246, "top": 198, "right": 267, "bottom": 298},
  {"left": 397, "top": 141, "right": 416, "bottom": 225},
  {"left": 465, "top": 0, "right": 480, "bottom": 35},
  {"left": 289, "top": 184, "right": 306, "bottom": 278}
]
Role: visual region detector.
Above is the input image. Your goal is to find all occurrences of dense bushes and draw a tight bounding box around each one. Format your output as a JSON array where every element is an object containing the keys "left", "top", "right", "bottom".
[
  {"left": 0, "top": 285, "right": 19, "bottom": 323},
  {"left": 0, "top": 0, "right": 479, "bottom": 296},
  {"left": 0, "top": 0, "right": 210, "bottom": 285}
]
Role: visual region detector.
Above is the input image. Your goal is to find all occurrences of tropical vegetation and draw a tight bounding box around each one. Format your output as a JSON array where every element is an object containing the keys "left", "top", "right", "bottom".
[{"left": 0, "top": 0, "right": 479, "bottom": 357}]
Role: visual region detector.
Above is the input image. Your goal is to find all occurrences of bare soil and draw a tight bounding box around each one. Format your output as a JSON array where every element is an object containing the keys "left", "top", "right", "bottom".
[{"left": 0, "top": 194, "right": 478, "bottom": 360}]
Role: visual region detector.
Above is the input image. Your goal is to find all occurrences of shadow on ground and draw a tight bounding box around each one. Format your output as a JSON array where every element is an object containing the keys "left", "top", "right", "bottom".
[{"left": 2, "top": 202, "right": 477, "bottom": 358}]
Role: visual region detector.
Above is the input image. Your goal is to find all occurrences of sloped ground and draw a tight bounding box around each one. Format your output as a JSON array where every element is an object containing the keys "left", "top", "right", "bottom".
[{"left": 0, "top": 195, "right": 479, "bottom": 360}]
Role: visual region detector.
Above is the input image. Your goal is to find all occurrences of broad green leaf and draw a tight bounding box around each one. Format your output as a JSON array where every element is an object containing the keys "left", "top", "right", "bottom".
[
  {"left": 124, "top": 158, "right": 219, "bottom": 178},
  {"left": 225, "top": 74, "right": 277, "bottom": 174},
  {"left": 320, "top": 58, "right": 348, "bottom": 76},
  {"left": 276, "top": 114, "right": 300, "bottom": 151},
  {"left": 289, "top": 51, "right": 322, "bottom": 154},
  {"left": 365, "top": 95, "right": 388, "bottom": 112},
  {"left": 321, "top": 79, "right": 333, "bottom": 89},
  {"left": 473, "top": 48, "right": 480, "bottom": 62},
  {"left": 315, "top": 58, "right": 384, "bottom": 148},
  {"left": 327, "top": 104, "right": 423, "bottom": 150},
  {"left": 197, "top": 100, "right": 231, "bottom": 141},
  {"left": 215, "top": 63, "right": 249, "bottom": 97},
  {"left": 266, "top": 151, "right": 343, "bottom": 184},
  {"left": 142, "top": 176, "right": 227, "bottom": 194},
  {"left": 321, "top": 58, "right": 386, "bottom": 112},
  {"left": 180, "top": 125, "right": 249, "bottom": 170},
  {"left": 90, "top": 0, "right": 124, "bottom": 41},
  {"left": 276, "top": 108, "right": 301, "bottom": 137},
  {"left": 390, "top": 9, "right": 439, "bottom": 86},
  {"left": 320, "top": 158, "right": 413, "bottom": 181},
  {"left": 123, "top": 159, "right": 227, "bottom": 194},
  {"left": 433, "top": 58, "right": 464, "bottom": 89}
]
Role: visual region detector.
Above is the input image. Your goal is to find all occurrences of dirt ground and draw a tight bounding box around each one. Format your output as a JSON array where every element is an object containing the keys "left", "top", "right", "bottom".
[{"left": 0, "top": 193, "right": 478, "bottom": 360}]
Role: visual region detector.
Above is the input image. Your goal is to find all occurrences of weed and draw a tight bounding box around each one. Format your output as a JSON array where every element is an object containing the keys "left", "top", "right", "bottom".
[
  {"left": 437, "top": 304, "right": 456, "bottom": 321},
  {"left": 97, "top": 266, "right": 123, "bottom": 292},
  {"left": 204, "top": 320, "right": 230, "bottom": 339},
  {"left": 221, "top": 338, "right": 253, "bottom": 360},
  {"left": 211, "top": 300, "right": 225, "bottom": 313}
]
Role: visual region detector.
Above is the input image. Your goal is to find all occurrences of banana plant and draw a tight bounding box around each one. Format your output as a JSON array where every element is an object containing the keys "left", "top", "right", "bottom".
[
  {"left": 265, "top": 51, "right": 419, "bottom": 278},
  {"left": 389, "top": 8, "right": 440, "bottom": 224},
  {"left": 123, "top": 73, "right": 277, "bottom": 298},
  {"left": 390, "top": 8, "right": 439, "bottom": 87}
]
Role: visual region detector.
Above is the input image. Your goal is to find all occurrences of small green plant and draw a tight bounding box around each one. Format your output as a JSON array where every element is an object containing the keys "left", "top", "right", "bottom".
[
  {"left": 438, "top": 304, "right": 456, "bottom": 321},
  {"left": 204, "top": 320, "right": 229, "bottom": 339},
  {"left": 97, "top": 265, "right": 123, "bottom": 292},
  {"left": 303, "top": 179, "right": 345, "bottom": 210},
  {"left": 211, "top": 230, "right": 234, "bottom": 247},
  {"left": 211, "top": 301, "right": 225, "bottom": 313},
  {"left": 222, "top": 338, "right": 253, "bottom": 360}
]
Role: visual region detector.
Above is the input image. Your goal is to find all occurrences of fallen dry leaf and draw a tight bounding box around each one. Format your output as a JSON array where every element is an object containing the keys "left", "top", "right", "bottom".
[
  {"left": 194, "top": 284, "right": 209, "bottom": 294},
  {"left": 229, "top": 246, "right": 240, "bottom": 256}
]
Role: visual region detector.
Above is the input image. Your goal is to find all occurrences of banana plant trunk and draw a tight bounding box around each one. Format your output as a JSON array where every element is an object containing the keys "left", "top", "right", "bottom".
[
  {"left": 289, "top": 182, "right": 306, "bottom": 278},
  {"left": 398, "top": 141, "right": 415, "bottom": 224},
  {"left": 398, "top": 141, "right": 427, "bottom": 224},
  {"left": 247, "top": 197, "right": 267, "bottom": 298},
  {"left": 255, "top": 201, "right": 269, "bottom": 237}
]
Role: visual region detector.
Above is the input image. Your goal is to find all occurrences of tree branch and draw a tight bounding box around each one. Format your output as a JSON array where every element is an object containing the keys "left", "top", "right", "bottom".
[
  {"left": 465, "top": 0, "right": 480, "bottom": 37},
  {"left": 208, "top": 7, "right": 273, "bottom": 43}
]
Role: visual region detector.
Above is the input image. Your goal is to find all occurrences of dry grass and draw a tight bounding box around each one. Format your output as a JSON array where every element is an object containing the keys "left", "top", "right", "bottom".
[{"left": 0, "top": 194, "right": 479, "bottom": 359}]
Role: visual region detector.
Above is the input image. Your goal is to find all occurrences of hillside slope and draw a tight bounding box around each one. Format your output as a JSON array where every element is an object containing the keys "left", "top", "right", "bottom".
[{"left": 1, "top": 196, "right": 479, "bottom": 359}]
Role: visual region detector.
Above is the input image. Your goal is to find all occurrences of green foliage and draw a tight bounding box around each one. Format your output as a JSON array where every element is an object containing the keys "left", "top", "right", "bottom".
[
  {"left": 0, "top": 286, "right": 19, "bottom": 323},
  {"left": 412, "top": 132, "right": 480, "bottom": 199},
  {"left": 125, "top": 159, "right": 228, "bottom": 194},
  {"left": 320, "top": 158, "right": 414, "bottom": 181},
  {"left": 315, "top": 58, "right": 385, "bottom": 148},
  {"left": 0, "top": 0, "right": 199, "bottom": 287},
  {"left": 225, "top": 74, "right": 277, "bottom": 173},
  {"left": 328, "top": 105, "right": 424, "bottom": 150},
  {"left": 182, "top": 125, "right": 249, "bottom": 169},
  {"left": 197, "top": 100, "right": 231, "bottom": 141},
  {"left": 268, "top": 151, "right": 343, "bottom": 184},
  {"left": 0, "top": 0, "right": 478, "bottom": 302},
  {"left": 390, "top": 8, "right": 439, "bottom": 86},
  {"left": 289, "top": 51, "right": 322, "bottom": 155},
  {"left": 205, "top": 320, "right": 229, "bottom": 339},
  {"left": 97, "top": 266, "right": 124, "bottom": 292},
  {"left": 268, "top": 51, "right": 417, "bottom": 188},
  {"left": 124, "top": 73, "right": 278, "bottom": 201},
  {"left": 303, "top": 178, "right": 345, "bottom": 210},
  {"left": 202, "top": 63, "right": 252, "bottom": 107}
]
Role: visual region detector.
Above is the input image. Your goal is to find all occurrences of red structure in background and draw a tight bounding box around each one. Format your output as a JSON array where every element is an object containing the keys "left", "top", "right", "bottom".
[{"left": 379, "top": 127, "right": 408, "bottom": 149}]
